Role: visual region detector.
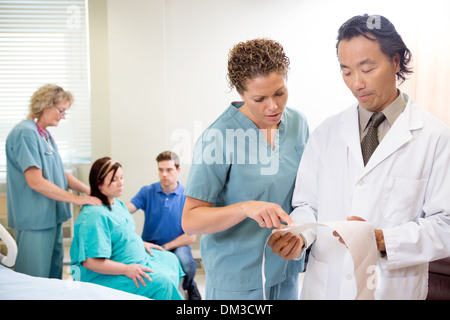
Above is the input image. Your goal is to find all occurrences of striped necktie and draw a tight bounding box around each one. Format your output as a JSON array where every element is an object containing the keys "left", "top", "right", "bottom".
[{"left": 361, "top": 112, "right": 386, "bottom": 166}]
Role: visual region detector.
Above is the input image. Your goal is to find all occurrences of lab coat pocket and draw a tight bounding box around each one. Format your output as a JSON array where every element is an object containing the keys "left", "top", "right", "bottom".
[
  {"left": 376, "top": 272, "right": 427, "bottom": 299},
  {"left": 381, "top": 176, "right": 426, "bottom": 224},
  {"left": 300, "top": 254, "right": 328, "bottom": 300}
]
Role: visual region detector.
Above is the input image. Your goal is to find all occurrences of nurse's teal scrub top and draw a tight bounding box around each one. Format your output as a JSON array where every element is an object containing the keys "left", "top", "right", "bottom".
[
  {"left": 6, "top": 119, "right": 70, "bottom": 231},
  {"left": 70, "top": 200, "right": 185, "bottom": 300},
  {"left": 185, "top": 103, "right": 309, "bottom": 292}
]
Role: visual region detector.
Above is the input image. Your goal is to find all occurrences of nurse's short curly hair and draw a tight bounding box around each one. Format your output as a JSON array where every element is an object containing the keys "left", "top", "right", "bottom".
[
  {"left": 227, "top": 38, "right": 290, "bottom": 94},
  {"left": 29, "top": 84, "right": 74, "bottom": 119}
]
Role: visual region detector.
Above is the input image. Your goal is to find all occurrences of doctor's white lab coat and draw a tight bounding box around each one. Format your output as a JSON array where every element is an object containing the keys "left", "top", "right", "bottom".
[{"left": 291, "top": 92, "right": 450, "bottom": 300}]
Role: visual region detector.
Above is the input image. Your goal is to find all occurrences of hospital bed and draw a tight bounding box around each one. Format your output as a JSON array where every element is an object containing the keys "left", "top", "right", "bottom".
[{"left": 0, "top": 222, "right": 148, "bottom": 300}]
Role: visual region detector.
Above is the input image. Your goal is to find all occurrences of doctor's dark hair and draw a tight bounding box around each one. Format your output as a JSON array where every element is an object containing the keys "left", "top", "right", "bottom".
[
  {"left": 89, "top": 157, "right": 122, "bottom": 210},
  {"left": 336, "top": 14, "right": 413, "bottom": 83},
  {"left": 227, "top": 38, "right": 290, "bottom": 94}
]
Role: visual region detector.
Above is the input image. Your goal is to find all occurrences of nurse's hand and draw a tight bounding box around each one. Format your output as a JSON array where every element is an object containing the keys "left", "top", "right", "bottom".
[
  {"left": 268, "top": 231, "right": 303, "bottom": 260},
  {"left": 125, "top": 264, "right": 154, "bottom": 288},
  {"left": 242, "top": 201, "right": 295, "bottom": 229},
  {"left": 73, "top": 195, "right": 102, "bottom": 206},
  {"left": 24, "top": 167, "right": 102, "bottom": 206}
]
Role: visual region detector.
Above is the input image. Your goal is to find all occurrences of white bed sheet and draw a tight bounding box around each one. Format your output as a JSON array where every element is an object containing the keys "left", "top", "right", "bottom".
[{"left": 0, "top": 265, "right": 148, "bottom": 300}]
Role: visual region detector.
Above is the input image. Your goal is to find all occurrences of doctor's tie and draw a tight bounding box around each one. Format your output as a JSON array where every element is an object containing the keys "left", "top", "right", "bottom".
[{"left": 361, "top": 112, "right": 386, "bottom": 166}]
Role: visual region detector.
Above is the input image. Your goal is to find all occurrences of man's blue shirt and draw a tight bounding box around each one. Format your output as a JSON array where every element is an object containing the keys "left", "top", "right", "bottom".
[{"left": 130, "top": 182, "right": 186, "bottom": 245}]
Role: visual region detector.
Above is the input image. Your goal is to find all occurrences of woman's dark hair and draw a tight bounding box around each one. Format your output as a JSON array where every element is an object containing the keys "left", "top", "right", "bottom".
[
  {"left": 89, "top": 157, "right": 122, "bottom": 210},
  {"left": 336, "top": 14, "right": 413, "bottom": 83}
]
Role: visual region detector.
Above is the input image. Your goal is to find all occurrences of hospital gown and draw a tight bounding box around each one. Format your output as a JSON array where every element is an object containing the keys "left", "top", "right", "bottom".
[{"left": 70, "top": 200, "right": 184, "bottom": 300}]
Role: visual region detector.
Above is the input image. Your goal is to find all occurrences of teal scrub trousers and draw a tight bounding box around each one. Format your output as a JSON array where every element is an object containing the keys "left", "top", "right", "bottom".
[{"left": 14, "top": 223, "right": 64, "bottom": 279}]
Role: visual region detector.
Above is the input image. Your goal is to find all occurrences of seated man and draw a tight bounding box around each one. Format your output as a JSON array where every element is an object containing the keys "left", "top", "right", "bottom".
[{"left": 127, "top": 151, "right": 201, "bottom": 300}]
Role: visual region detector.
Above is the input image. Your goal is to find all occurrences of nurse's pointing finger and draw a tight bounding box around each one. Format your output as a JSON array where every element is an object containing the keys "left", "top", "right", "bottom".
[
  {"left": 262, "top": 205, "right": 294, "bottom": 229},
  {"left": 273, "top": 207, "right": 294, "bottom": 228}
]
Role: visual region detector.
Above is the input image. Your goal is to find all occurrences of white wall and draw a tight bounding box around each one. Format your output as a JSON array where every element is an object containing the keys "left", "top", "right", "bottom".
[{"left": 89, "top": 0, "right": 450, "bottom": 232}]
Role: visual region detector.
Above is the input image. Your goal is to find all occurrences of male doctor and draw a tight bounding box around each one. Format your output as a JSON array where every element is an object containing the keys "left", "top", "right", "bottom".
[{"left": 269, "top": 14, "right": 450, "bottom": 299}]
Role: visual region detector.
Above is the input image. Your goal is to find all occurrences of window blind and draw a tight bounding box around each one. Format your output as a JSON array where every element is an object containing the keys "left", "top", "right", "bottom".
[{"left": 0, "top": 0, "right": 91, "bottom": 176}]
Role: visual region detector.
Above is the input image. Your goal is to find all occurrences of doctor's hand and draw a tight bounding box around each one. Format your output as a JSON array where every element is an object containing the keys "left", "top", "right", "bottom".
[
  {"left": 332, "top": 216, "right": 386, "bottom": 252},
  {"left": 241, "top": 201, "right": 295, "bottom": 229},
  {"left": 268, "top": 230, "right": 304, "bottom": 260},
  {"left": 332, "top": 216, "right": 366, "bottom": 246}
]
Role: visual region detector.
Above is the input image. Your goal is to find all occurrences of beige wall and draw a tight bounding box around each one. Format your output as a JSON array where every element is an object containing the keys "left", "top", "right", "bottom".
[
  {"left": 88, "top": 0, "right": 170, "bottom": 232},
  {"left": 88, "top": 0, "right": 111, "bottom": 161}
]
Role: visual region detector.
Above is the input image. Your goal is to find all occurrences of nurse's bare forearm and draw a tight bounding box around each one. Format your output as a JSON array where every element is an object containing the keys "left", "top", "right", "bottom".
[
  {"left": 65, "top": 172, "right": 90, "bottom": 194},
  {"left": 24, "top": 167, "right": 100, "bottom": 206},
  {"left": 182, "top": 196, "right": 294, "bottom": 235},
  {"left": 25, "top": 167, "right": 79, "bottom": 202},
  {"left": 182, "top": 197, "right": 247, "bottom": 234}
]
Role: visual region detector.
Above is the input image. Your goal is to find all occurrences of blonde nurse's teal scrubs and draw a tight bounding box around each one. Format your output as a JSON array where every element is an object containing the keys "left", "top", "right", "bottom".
[
  {"left": 185, "top": 103, "right": 309, "bottom": 299},
  {"left": 6, "top": 119, "right": 70, "bottom": 278},
  {"left": 70, "top": 200, "right": 185, "bottom": 300}
]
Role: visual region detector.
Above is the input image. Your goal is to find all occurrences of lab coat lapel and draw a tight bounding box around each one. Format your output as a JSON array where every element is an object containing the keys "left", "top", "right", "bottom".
[
  {"left": 361, "top": 95, "right": 424, "bottom": 176},
  {"left": 338, "top": 94, "right": 424, "bottom": 180},
  {"left": 339, "top": 106, "right": 364, "bottom": 168}
]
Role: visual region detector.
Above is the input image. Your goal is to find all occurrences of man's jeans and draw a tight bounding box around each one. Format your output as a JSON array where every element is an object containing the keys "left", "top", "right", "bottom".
[{"left": 172, "top": 245, "right": 197, "bottom": 290}]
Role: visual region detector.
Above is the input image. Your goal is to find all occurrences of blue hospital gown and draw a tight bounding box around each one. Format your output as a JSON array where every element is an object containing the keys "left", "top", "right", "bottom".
[{"left": 70, "top": 200, "right": 184, "bottom": 300}]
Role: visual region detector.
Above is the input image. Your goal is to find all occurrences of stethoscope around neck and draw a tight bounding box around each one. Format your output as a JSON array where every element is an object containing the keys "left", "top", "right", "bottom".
[{"left": 34, "top": 120, "right": 55, "bottom": 155}]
